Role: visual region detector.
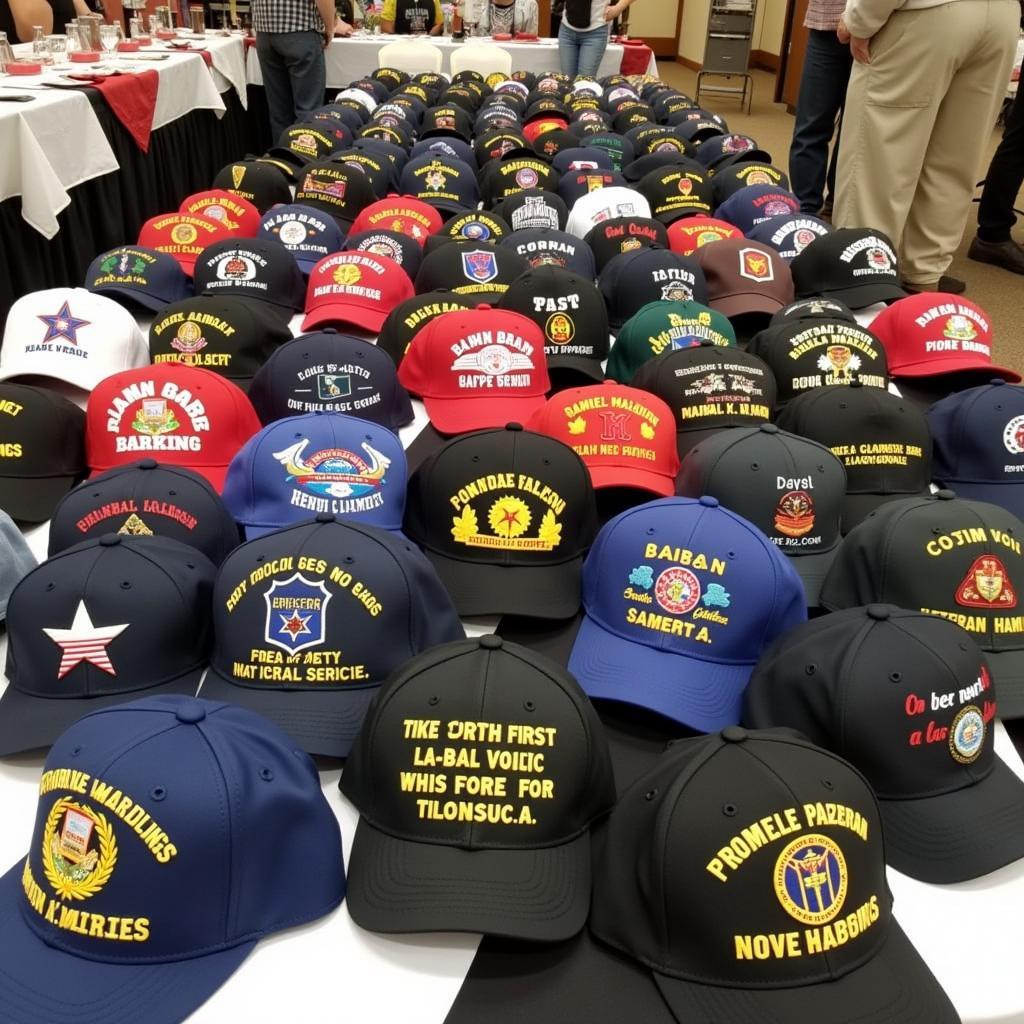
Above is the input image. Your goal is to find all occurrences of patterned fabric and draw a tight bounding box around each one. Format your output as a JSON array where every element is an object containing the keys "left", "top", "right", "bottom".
[
  {"left": 804, "top": 0, "right": 846, "bottom": 31},
  {"left": 252, "top": 0, "right": 324, "bottom": 34}
]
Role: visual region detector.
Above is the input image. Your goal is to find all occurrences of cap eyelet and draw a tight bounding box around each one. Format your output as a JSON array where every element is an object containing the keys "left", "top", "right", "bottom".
[
  {"left": 722, "top": 803, "right": 737, "bottom": 817},
  {"left": 750, "top": 462, "right": 759, "bottom": 471},
  {"left": 91, "top": 491, "right": 101, "bottom": 498},
  {"left": 256, "top": 555, "right": 265, "bottom": 564},
  {"left": 185, "top": 562, "right": 195, "bottom": 570},
  {"left": 821, "top": 778, "right": 834, "bottom": 791},
  {"left": 45, "top": 582, "right": 55, "bottom": 592},
  {"left": 472, "top": 455, "right": 480, "bottom": 462},
  {"left": 343, "top": 555, "right": 354, "bottom": 564},
  {"left": 523, "top": 699, "right": 535, "bottom": 712},
  {"left": 644, "top": 788, "right": 658, "bottom": 801},
  {"left": 168, "top": 490, "right": 177, "bottom": 497},
  {"left": 427, "top": 695, "right": 440, "bottom": 706},
  {"left": 70, "top": 745, "right": 82, "bottom": 757},
  {"left": 805, "top": 664, "right": 816, "bottom": 675},
  {"left": 120, "top": 581, "right": 132, "bottom": 590},
  {"left": 959, "top": 642, "right": 969, "bottom": 651},
  {"left": 259, "top": 767, "right": 274, "bottom": 782},
  {"left": 646, "top": 527, "right": 656, "bottom": 535},
  {"left": 543, "top": 458, "right": 551, "bottom": 466},
  {"left": 149, "top": 786, "right": 167, "bottom": 801},
  {"left": 889, "top": 671, "right": 902, "bottom": 683},
  {"left": 931, "top": 527, "right": 942, "bottom": 536}
]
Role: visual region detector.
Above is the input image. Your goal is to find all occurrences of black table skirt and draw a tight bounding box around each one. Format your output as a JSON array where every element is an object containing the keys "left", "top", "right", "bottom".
[{"left": 0, "top": 84, "right": 272, "bottom": 322}]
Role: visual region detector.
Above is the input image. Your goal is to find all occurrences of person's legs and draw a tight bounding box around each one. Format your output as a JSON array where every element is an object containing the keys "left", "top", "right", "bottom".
[
  {"left": 256, "top": 32, "right": 295, "bottom": 142},
  {"left": 558, "top": 21, "right": 580, "bottom": 77},
  {"left": 976, "top": 86, "right": 1024, "bottom": 242},
  {"left": 276, "top": 29, "right": 326, "bottom": 125},
  {"left": 900, "top": 0, "right": 1018, "bottom": 285},
  {"left": 576, "top": 24, "right": 609, "bottom": 78},
  {"left": 788, "top": 29, "right": 853, "bottom": 214}
]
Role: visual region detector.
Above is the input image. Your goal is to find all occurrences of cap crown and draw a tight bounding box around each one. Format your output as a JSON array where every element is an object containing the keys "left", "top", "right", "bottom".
[
  {"left": 637, "top": 165, "right": 713, "bottom": 222},
  {"left": 746, "top": 213, "right": 832, "bottom": 262},
  {"left": 585, "top": 216, "right": 668, "bottom": 271},
  {"left": 0, "top": 382, "right": 85, "bottom": 480},
  {"left": 179, "top": 190, "right": 261, "bottom": 236},
  {"left": 666, "top": 216, "right": 741, "bottom": 256},
  {"left": 294, "top": 161, "right": 376, "bottom": 221},
  {"left": 500, "top": 228, "right": 597, "bottom": 279},
  {"left": 414, "top": 242, "right": 529, "bottom": 297},
  {"left": 192, "top": 238, "right": 304, "bottom": 312},
  {"left": 399, "top": 155, "right": 479, "bottom": 210},
  {"left": 716, "top": 184, "right": 800, "bottom": 234},
  {"left": 85, "top": 246, "right": 191, "bottom": 311},
  {"left": 566, "top": 186, "right": 650, "bottom": 238},
  {"left": 347, "top": 196, "right": 444, "bottom": 241},
  {"left": 600, "top": 249, "right": 708, "bottom": 327},
  {"left": 258, "top": 204, "right": 346, "bottom": 273},
  {"left": 791, "top": 229, "right": 900, "bottom": 300}
]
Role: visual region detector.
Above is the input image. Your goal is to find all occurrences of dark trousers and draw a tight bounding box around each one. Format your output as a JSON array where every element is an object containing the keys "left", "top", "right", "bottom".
[
  {"left": 256, "top": 29, "right": 326, "bottom": 144},
  {"left": 978, "top": 86, "right": 1024, "bottom": 242},
  {"left": 788, "top": 29, "right": 854, "bottom": 214}
]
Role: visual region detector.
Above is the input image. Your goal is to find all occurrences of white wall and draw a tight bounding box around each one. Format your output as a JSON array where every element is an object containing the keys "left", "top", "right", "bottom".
[{"left": 630, "top": 0, "right": 680, "bottom": 38}]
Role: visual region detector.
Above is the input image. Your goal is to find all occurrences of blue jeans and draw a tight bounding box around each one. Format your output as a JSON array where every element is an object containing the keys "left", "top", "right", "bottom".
[
  {"left": 558, "top": 21, "right": 610, "bottom": 78},
  {"left": 256, "top": 29, "right": 327, "bottom": 144},
  {"left": 788, "top": 29, "right": 853, "bottom": 213}
]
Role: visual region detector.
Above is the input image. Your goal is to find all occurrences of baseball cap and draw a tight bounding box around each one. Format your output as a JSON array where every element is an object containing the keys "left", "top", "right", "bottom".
[
  {"left": 606, "top": 301, "right": 736, "bottom": 384},
  {"left": 747, "top": 213, "right": 833, "bottom": 262},
  {"left": 0, "top": 508, "right": 33, "bottom": 618},
  {"left": 376, "top": 291, "right": 476, "bottom": 371},
  {"left": 372, "top": 65, "right": 410, "bottom": 89},
  {"left": 631, "top": 343, "right": 777, "bottom": 455},
  {"left": 710, "top": 160, "right": 791, "bottom": 204},
  {"left": 413, "top": 242, "right": 529, "bottom": 298},
  {"left": 500, "top": 228, "right": 597, "bottom": 278},
  {"left": 442, "top": 210, "right": 511, "bottom": 244},
  {"left": 746, "top": 605, "right": 1024, "bottom": 882},
  {"left": 0, "top": 288, "right": 148, "bottom": 394},
  {"left": 868, "top": 292, "right": 1019, "bottom": 380},
  {"left": 415, "top": 103, "right": 472, "bottom": 140},
  {"left": 86, "top": 365, "right": 261, "bottom": 490},
  {"left": 48, "top": 460, "right": 240, "bottom": 563},
  {"left": 528, "top": 382, "right": 680, "bottom": 497},
  {"left": 0, "top": 534, "right": 216, "bottom": 754},
  {"left": 585, "top": 216, "right": 668, "bottom": 272},
  {"left": 411, "top": 135, "right": 478, "bottom": 168},
  {"left": 695, "top": 237, "right": 794, "bottom": 319},
  {"left": 551, "top": 145, "right": 615, "bottom": 174},
  {"left": 258, "top": 204, "right": 347, "bottom": 276},
  {"left": 345, "top": 228, "right": 424, "bottom": 279},
  {"left": 566, "top": 186, "right": 651, "bottom": 239},
  {"left": 600, "top": 249, "right": 708, "bottom": 330},
  {"left": 294, "top": 161, "right": 377, "bottom": 227},
  {"left": 666, "top": 215, "right": 741, "bottom": 256},
  {"left": 222, "top": 412, "right": 406, "bottom": 538},
  {"left": 178, "top": 190, "right": 261, "bottom": 236},
  {"left": 137, "top": 214, "right": 234, "bottom": 277},
  {"left": 791, "top": 229, "right": 906, "bottom": 309},
  {"left": 715, "top": 184, "right": 801, "bottom": 233},
  {"left": 85, "top": 246, "right": 191, "bottom": 313},
  {"left": 302, "top": 251, "right": 414, "bottom": 333},
  {"left": 676, "top": 118, "right": 726, "bottom": 145},
  {"left": 576, "top": 132, "right": 635, "bottom": 172},
  {"left": 533, "top": 128, "right": 581, "bottom": 163},
  {"left": 556, "top": 169, "right": 629, "bottom": 207},
  {"left": 332, "top": 146, "right": 401, "bottom": 194},
  {"left": 777, "top": 384, "right": 933, "bottom": 532},
  {"left": 748, "top": 317, "right": 890, "bottom": 407},
  {"left": 499, "top": 267, "right": 610, "bottom": 386},
  {"left": 771, "top": 296, "right": 859, "bottom": 326},
  {"left": 347, "top": 195, "right": 444, "bottom": 243},
  {"left": 678, "top": 424, "right": 846, "bottom": 605},
  {"left": 398, "top": 155, "right": 480, "bottom": 216},
  {"left": 695, "top": 133, "right": 772, "bottom": 170},
  {"left": 212, "top": 158, "right": 293, "bottom": 212},
  {"left": 399, "top": 306, "right": 549, "bottom": 433},
  {"left": 190, "top": 237, "right": 306, "bottom": 317},
  {"left": 493, "top": 188, "right": 569, "bottom": 232},
  {"left": 474, "top": 127, "right": 529, "bottom": 167},
  {"left": 340, "top": 635, "right": 616, "bottom": 939},
  {"left": 0, "top": 383, "right": 86, "bottom": 524},
  {"left": 148, "top": 297, "right": 293, "bottom": 390},
  {"left": 568, "top": 496, "right": 806, "bottom": 729},
  {"left": 820, "top": 490, "right": 1024, "bottom": 716},
  {"left": 479, "top": 154, "right": 561, "bottom": 208},
  {"left": 248, "top": 329, "right": 412, "bottom": 428},
  {"left": 404, "top": 424, "right": 597, "bottom": 618},
  {"left": 589, "top": 728, "right": 959, "bottom": 1023},
  {"left": 269, "top": 121, "right": 352, "bottom": 165},
  {"left": 199, "top": 515, "right": 464, "bottom": 757},
  {"left": 622, "top": 151, "right": 695, "bottom": 185},
  {"left": 0, "top": 694, "right": 344, "bottom": 1021},
  {"left": 637, "top": 165, "right": 714, "bottom": 224}
]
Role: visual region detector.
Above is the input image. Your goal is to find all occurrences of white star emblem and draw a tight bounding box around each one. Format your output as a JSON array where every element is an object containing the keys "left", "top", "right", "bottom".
[{"left": 42, "top": 601, "right": 129, "bottom": 679}]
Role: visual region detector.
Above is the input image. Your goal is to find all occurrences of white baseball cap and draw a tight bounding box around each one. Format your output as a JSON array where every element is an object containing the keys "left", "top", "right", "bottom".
[{"left": 566, "top": 186, "right": 653, "bottom": 240}]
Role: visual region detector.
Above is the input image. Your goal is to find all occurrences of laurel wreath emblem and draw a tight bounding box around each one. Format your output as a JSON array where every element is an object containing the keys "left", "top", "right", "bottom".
[{"left": 42, "top": 798, "right": 117, "bottom": 902}]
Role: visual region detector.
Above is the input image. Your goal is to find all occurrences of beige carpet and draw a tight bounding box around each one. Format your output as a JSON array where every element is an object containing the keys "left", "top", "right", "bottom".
[{"left": 657, "top": 63, "right": 1024, "bottom": 372}]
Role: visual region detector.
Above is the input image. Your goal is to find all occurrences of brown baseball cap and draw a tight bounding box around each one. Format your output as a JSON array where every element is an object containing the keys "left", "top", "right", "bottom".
[{"left": 695, "top": 238, "right": 794, "bottom": 318}]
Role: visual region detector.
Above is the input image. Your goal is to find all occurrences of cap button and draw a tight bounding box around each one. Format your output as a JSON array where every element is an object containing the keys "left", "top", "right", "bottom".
[
  {"left": 315, "top": 512, "right": 336, "bottom": 523},
  {"left": 479, "top": 634, "right": 503, "bottom": 649},
  {"left": 721, "top": 726, "right": 747, "bottom": 743},
  {"left": 990, "top": 378, "right": 1006, "bottom": 387},
  {"left": 175, "top": 699, "right": 207, "bottom": 725},
  {"left": 759, "top": 423, "right": 779, "bottom": 435},
  {"left": 98, "top": 534, "right": 122, "bottom": 547},
  {"left": 478, "top": 303, "right": 493, "bottom": 311},
  {"left": 505, "top": 422, "right": 524, "bottom": 431},
  {"left": 935, "top": 489, "right": 956, "bottom": 501},
  {"left": 322, "top": 327, "right": 338, "bottom": 335},
  {"left": 138, "top": 459, "right": 158, "bottom": 471},
  {"left": 849, "top": 380, "right": 864, "bottom": 389},
  {"left": 866, "top": 604, "right": 891, "bottom": 621},
  {"left": 698, "top": 495, "right": 719, "bottom": 508}
]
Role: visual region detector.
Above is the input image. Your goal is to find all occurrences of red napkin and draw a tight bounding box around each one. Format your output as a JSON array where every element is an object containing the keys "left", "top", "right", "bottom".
[
  {"left": 88, "top": 70, "right": 159, "bottom": 152},
  {"left": 618, "top": 40, "right": 653, "bottom": 76}
]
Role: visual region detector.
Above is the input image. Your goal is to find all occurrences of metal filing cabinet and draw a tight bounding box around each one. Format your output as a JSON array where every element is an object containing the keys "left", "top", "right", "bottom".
[{"left": 697, "top": 0, "right": 757, "bottom": 114}]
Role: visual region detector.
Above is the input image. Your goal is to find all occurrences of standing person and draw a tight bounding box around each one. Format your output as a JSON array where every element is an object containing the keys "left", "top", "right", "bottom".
[
  {"left": 832, "top": 0, "right": 1019, "bottom": 294},
  {"left": 476, "top": 0, "right": 538, "bottom": 34},
  {"left": 787, "top": 0, "right": 853, "bottom": 216},
  {"left": 253, "top": 0, "right": 334, "bottom": 144},
  {"left": 969, "top": 85, "right": 1024, "bottom": 274},
  {"left": 558, "top": 0, "right": 637, "bottom": 78}
]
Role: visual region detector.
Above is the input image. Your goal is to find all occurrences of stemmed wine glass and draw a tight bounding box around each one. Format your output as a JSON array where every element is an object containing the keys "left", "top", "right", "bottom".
[{"left": 99, "top": 23, "right": 119, "bottom": 60}]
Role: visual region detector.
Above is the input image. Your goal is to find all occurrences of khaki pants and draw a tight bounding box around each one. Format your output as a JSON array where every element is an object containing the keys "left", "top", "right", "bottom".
[{"left": 833, "top": 0, "right": 1019, "bottom": 285}]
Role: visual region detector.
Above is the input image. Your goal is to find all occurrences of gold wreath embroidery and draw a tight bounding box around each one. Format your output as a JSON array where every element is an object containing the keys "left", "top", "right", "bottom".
[
  {"left": 452, "top": 505, "right": 479, "bottom": 543},
  {"left": 42, "top": 798, "right": 117, "bottom": 901}
]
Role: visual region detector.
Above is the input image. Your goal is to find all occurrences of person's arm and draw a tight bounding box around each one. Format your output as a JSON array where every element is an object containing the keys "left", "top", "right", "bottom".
[
  {"left": 838, "top": 0, "right": 899, "bottom": 61},
  {"left": 8, "top": 0, "right": 53, "bottom": 40},
  {"left": 520, "top": 0, "right": 538, "bottom": 33},
  {"left": 428, "top": 0, "right": 442, "bottom": 32},
  {"left": 603, "top": 0, "right": 635, "bottom": 22},
  {"left": 380, "top": 0, "right": 395, "bottom": 30},
  {"left": 316, "top": 0, "right": 335, "bottom": 43}
]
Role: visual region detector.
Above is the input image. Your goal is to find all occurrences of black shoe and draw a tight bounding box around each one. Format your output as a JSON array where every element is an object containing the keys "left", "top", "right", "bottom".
[
  {"left": 968, "top": 236, "right": 1024, "bottom": 276},
  {"left": 901, "top": 275, "right": 967, "bottom": 295}
]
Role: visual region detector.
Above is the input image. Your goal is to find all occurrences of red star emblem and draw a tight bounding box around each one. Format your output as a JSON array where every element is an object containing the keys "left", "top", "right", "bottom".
[
  {"left": 500, "top": 508, "right": 521, "bottom": 527},
  {"left": 279, "top": 611, "right": 311, "bottom": 640}
]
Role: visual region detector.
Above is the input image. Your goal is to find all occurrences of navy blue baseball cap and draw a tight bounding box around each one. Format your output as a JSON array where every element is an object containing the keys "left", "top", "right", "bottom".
[
  {"left": 248, "top": 330, "right": 412, "bottom": 428},
  {"left": 199, "top": 515, "right": 464, "bottom": 757},
  {"left": 0, "top": 534, "right": 216, "bottom": 755},
  {"left": 399, "top": 155, "right": 480, "bottom": 216},
  {"left": 0, "top": 694, "right": 344, "bottom": 1023},
  {"left": 258, "top": 204, "right": 347, "bottom": 275},
  {"left": 409, "top": 135, "right": 478, "bottom": 170},
  {"left": 551, "top": 146, "right": 615, "bottom": 175},
  {"left": 568, "top": 496, "right": 806, "bottom": 730},
  {"left": 500, "top": 228, "right": 597, "bottom": 278},
  {"left": 85, "top": 246, "right": 191, "bottom": 313},
  {"left": 696, "top": 133, "right": 772, "bottom": 170},
  {"left": 222, "top": 412, "right": 407, "bottom": 538},
  {"left": 600, "top": 248, "right": 709, "bottom": 330},
  {"left": 746, "top": 213, "right": 833, "bottom": 262},
  {"left": 716, "top": 184, "right": 801, "bottom": 234},
  {"left": 557, "top": 169, "right": 629, "bottom": 207}
]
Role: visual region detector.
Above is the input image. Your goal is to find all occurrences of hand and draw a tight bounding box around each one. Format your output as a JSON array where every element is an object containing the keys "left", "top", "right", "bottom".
[
  {"left": 604, "top": 2, "right": 623, "bottom": 21},
  {"left": 836, "top": 15, "right": 850, "bottom": 42},
  {"left": 323, "top": 26, "right": 333, "bottom": 45},
  {"left": 334, "top": 16, "right": 353, "bottom": 34},
  {"left": 849, "top": 32, "right": 871, "bottom": 62}
]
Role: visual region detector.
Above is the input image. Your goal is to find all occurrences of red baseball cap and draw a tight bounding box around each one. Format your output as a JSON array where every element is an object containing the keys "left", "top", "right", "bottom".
[
  {"left": 528, "top": 381, "right": 679, "bottom": 496},
  {"left": 137, "top": 213, "right": 234, "bottom": 277},
  {"left": 347, "top": 196, "right": 444, "bottom": 245},
  {"left": 86, "top": 364, "right": 261, "bottom": 490},
  {"left": 302, "top": 251, "right": 414, "bottom": 333},
  {"left": 178, "top": 190, "right": 261, "bottom": 237},
  {"left": 398, "top": 305, "right": 550, "bottom": 435},
  {"left": 868, "top": 292, "right": 1020, "bottom": 381},
  {"left": 667, "top": 215, "right": 742, "bottom": 256},
  {"left": 523, "top": 118, "right": 568, "bottom": 143}
]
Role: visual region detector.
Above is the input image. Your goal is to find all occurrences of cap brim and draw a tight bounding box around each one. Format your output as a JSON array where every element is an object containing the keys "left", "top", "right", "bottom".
[
  {"left": 814, "top": 282, "right": 907, "bottom": 310},
  {"left": 0, "top": 474, "right": 80, "bottom": 525},
  {"left": 0, "top": 862, "right": 255, "bottom": 1024},
  {"left": 878, "top": 756, "right": 1024, "bottom": 883},
  {"left": 421, "top": 550, "right": 583, "bottom": 619},
  {"left": 710, "top": 292, "right": 787, "bottom": 318},
  {"left": 567, "top": 613, "right": 751, "bottom": 731},
  {"left": 197, "top": 670, "right": 376, "bottom": 757},
  {"left": 344, "top": 816, "right": 591, "bottom": 941},
  {"left": 88, "top": 286, "right": 175, "bottom": 314},
  {"left": 421, "top": 394, "right": 548, "bottom": 436},
  {"left": 587, "top": 464, "right": 675, "bottom": 498},
  {"left": 840, "top": 489, "right": 930, "bottom": 534},
  {"left": 653, "top": 918, "right": 958, "bottom": 1024},
  {"left": 301, "top": 303, "right": 389, "bottom": 333},
  {"left": 0, "top": 668, "right": 205, "bottom": 756},
  {"left": 890, "top": 358, "right": 1022, "bottom": 383}
]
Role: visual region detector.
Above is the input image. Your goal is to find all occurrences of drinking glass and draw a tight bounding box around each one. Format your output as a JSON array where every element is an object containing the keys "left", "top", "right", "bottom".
[
  {"left": 99, "top": 23, "right": 119, "bottom": 57},
  {"left": 148, "top": 14, "right": 161, "bottom": 34},
  {"left": 46, "top": 34, "right": 67, "bottom": 65},
  {"left": 0, "top": 32, "right": 15, "bottom": 71},
  {"left": 129, "top": 17, "right": 144, "bottom": 38}
]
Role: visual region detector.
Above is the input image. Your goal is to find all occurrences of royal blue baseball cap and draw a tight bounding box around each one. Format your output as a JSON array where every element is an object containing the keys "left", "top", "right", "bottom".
[
  {"left": 568, "top": 496, "right": 806, "bottom": 731},
  {"left": 715, "top": 184, "right": 801, "bottom": 234},
  {"left": 258, "top": 203, "right": 346, "bottom": 275},
  {"left": 746, "top": 212, "right": 832, "bottom": 263},
  {"left": 0, "top": 694, "right": 344, "bottom": 1024},
  {"left": 199, "top": 515, "right": 464, "bottom": 757},
  {"left": 248, "top": 329, "right": 413, "bottom": 429},
  {"left": 85, "top": 246, "right": 192, "bottom": 313},
  {"left": 222, "top": 412, "right": 407, "bottom": 538}
]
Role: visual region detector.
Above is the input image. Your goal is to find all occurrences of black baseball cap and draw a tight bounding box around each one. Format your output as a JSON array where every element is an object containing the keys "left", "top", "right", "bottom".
[
  {"left": 357, "top": 121, "right": 413, "bottom": 150},
  {"left": 0, "top": 383, "right": 85, "bottom": 524},
  {"left": 556, "top": 169, "right": 629, "bottom": 207},
  {"left": 247, "top": 329, "right": 413, "bottom": 428},
  {"left": 414, "top": 242, "right": 530, "bottom": 298},
  {"left": 404, "top": 424, "right": 598, "bottom": 618},
  {"left": 711, "top": 161, "right": 791, "bottom": 204},
  {"left": 500, "top": 267, "right": 610, "bottom": 386},
  {"left": 376, "top": 291, "right": 477, "bottom": 370},
  {"left": 371, "top": 66, "right": 410, "bottom": 89},
  {"left": 777, "top": 383, "right": 932, "bottom": 532},
  {"left": 411, "top": 135, "right": 478, "bottom": 170},
  {"left": 493, "top": 189, "right": 569, "bottom": 232},
  {"left": 345, "top": 228, "right": 424, "bottom": 279},
  {"left": 474, "top": 127, "right": 530, "bottom": 167},
  {"left": 200, "top": 515, "right": 464, "bottom": 757},
  {"left": 746, "top": 604, "right": 1024, "bottom": 882},
  {"left": 791, "top": 229, "right": 907, "bottom": 309},
  {"left": 399, "top": 155, "right": 480, "bottom": 216},
  {"left": 532, "top": 128, "right": 579, "bottom": 161},
  {"left": 820, "top": 490, "right": 1024, "bottom": 716},
  {"left": 340, "top": 635, "right": 616, "bottom": 940},
  {"left": 500, "top": 228, "right": 597, "bottom": 278},
  {"left": 748, "top": 318, "right": 890, "bottom": 408},
  {"left": 695, "top": 132, "right": 772, "bottom": 170},
  {"left": 585, "top": 216, "right": 668, "bottom": 273},
  {"left": 551, "top": 145, "right": 614, "bottom": 174},
  {"left": 479, "top": 154, "right": 560, "bottom": 207},
  {"left": 269, "top": 120, "right": 352, "bottom": 166},
  {"left": 621, "top": 151, "right": 694, "bottom": 185},
  {"left": 312, "top": 101, "right": 367, "bottom": 134},
  {"left": 590, "top": 729, "right": 960, "bottom": 1024},
  {"left": 48, "top": 460, "right": 241, "bottom": 564},
  {"left": 631, "top": 342, "right": 777, "bottom": 454},
  {"left": 678, "top": 424, "right": 846, "bottom": 605},
  {"left": 637, "top": 165, "right": 713, "bottom": 224},
  {"left": 0, "top": 534, "right": 216, "bottom": 755},
  {"left": 85, "top": 246, "right": 192, "bottom": 313},
  {"left": 331, "top": 146, "right": 400, "bottom": 193},
  {"left": 294, "top": 161, "right": 377, "bottom": 228},
  {"left": 599, "top": 249, "right": 708, "bottom": 330},
  {"left": 192, "top": 238, "right": 305, "bottom": 318},
  {"left": 420, "top": 103, "right": 474, "bottom": 142},
  {"left": 212, "top": 158, "right": 292, "bottom": 212},
  {"left": 770, "top": 296, "right": 859, "bottom": 327}
]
